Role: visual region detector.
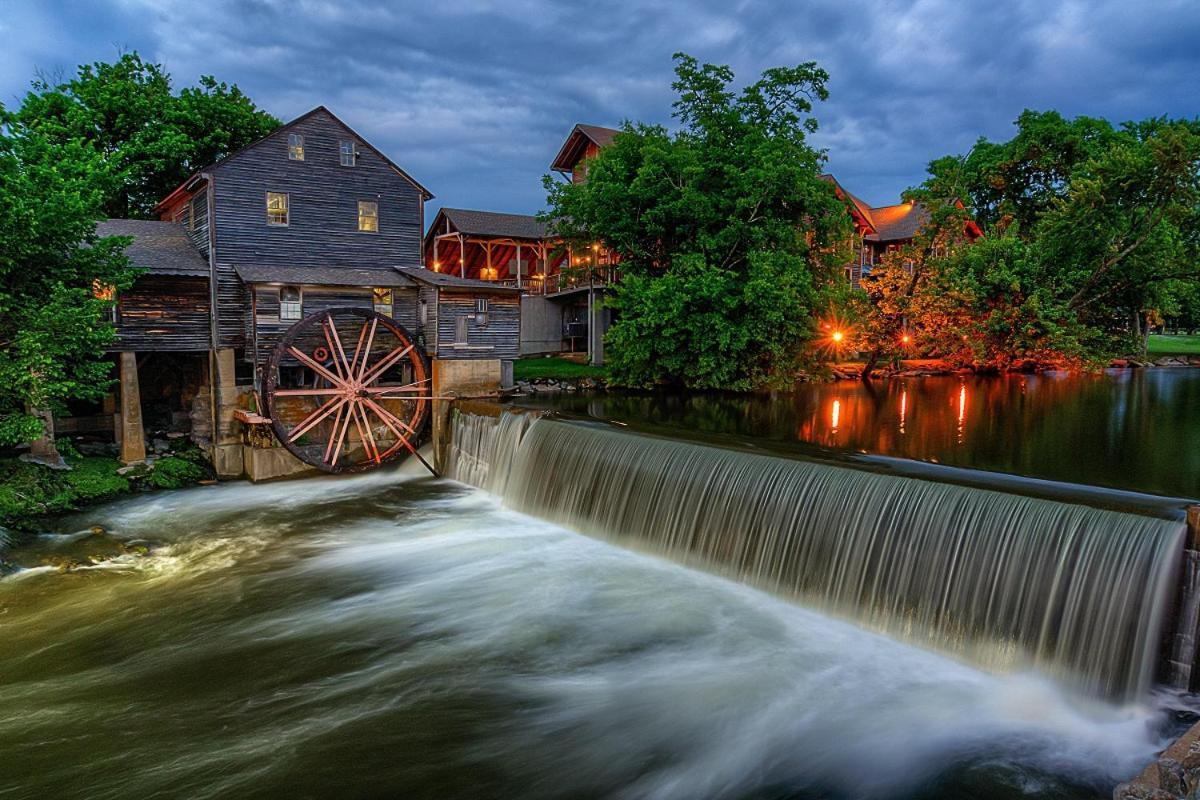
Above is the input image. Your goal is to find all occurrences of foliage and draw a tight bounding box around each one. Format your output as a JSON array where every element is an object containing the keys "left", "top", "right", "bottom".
[
  {"left": 0, "top": 118, "right": 139, "bottom": 444},
  {"left": 513, "top": 357, "right": 606, "bottom": 382},
  {"left": 0, "top": 456, "right": 129, "bottom": 529},
  {"left": 544, "top": 53, "right": 851, "bottom": 389},
  {"left": 12, "top": 52, "right": 279, "bottom": 218},
  {"left": 853, "top": 111, "right": 1200, "bottom": 372},
  {"left": 147, "top": 456, "right": 208, "bottom": 490}
]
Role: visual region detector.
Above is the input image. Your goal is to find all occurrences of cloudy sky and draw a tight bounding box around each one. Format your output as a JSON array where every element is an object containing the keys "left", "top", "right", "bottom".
[{"left": 2, "top": 0, "right": 1198, "bottom": 218}]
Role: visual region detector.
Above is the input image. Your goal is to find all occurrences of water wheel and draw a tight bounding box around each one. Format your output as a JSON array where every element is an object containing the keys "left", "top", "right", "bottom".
[{"left": 263, "top": 308, "right": 437, "bottom": 474}]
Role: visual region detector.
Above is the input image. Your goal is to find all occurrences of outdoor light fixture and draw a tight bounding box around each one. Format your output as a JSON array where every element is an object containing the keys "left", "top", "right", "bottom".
[{"left": 832, "top": 330, "right": 844, "bottom": 343}]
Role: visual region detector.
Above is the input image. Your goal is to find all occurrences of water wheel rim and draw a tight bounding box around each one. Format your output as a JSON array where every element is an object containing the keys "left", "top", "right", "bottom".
[{"left": 264, "top": 307, "right": 432, "bottom": 473}]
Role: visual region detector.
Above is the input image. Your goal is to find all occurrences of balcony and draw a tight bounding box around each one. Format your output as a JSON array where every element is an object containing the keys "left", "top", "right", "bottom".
[{"left": 496, "top": 267, "right": 621, "bottom": 296}]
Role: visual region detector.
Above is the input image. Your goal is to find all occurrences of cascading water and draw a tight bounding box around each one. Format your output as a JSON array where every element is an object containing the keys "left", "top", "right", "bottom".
[{"left": 447, "top": 409, "right": 1187, "bottom": 700}]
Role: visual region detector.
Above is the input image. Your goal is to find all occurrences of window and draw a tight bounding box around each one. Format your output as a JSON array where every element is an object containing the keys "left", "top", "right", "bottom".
[
  {"left": 340, "top": 140, "right": 357, "bottom": 167},
  {"left": 358, "top": 200, "right": 378, "bottom": 232},
  {"left": 267, "top": 192, "right": 289, "bottom": 226},
  {"left": 280, "top": 286, "right": 302, "bottom": 320},
  {"left": 418, "top": 298, "right": 428, "bottom": 327},
  {"left": 474, "top": 297, "right": 489, "bottom": 326},
  {"left": 373, "top": 287, "right": 393, "bottom": 317},
  {"left": 288, "top": 133, "right": 304, "bottom": 160}
]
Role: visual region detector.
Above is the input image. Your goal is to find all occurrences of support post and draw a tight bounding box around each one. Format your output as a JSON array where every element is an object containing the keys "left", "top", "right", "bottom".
[
  {"left": 1189, "top": 505, "right": 1200, "bottom": 551},
  {"left": 118, "top": 351, "right": 146, "bottom": 464},
  {"left": 210, "top": 348, "right": 244, "bottom": 479},
  {"left": 458, "top": 233, "right": 465, "bottom": 277},
  {"left": 516, "top": 242, "right": 522, "bottom": 289}
]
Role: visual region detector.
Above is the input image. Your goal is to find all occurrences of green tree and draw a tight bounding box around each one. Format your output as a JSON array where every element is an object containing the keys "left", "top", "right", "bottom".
[
  {"left": 0, "top": 114, "right": 138, "bottom": 445},
  {"left": 13, "top": 52, "right": 278, "bottom": 218},
  {"left": 545, "top": 53, "right": 850, "bottom": 389}
]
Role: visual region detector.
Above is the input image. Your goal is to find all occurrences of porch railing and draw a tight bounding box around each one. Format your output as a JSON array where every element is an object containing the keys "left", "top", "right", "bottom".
[{"left": 496, "top": 267, "right": 621, "bottom": 296}]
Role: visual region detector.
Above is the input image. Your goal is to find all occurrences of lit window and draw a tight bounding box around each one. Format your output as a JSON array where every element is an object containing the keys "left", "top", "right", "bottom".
[
  {"left": 267, "top": 192, "right": 289, "bottom": 226},
  {"left": 340, "top": 140, "right": 357, "bottom": 167},
  {"left": 288, "top": 133, "right": 304, "bottom": 160},
  {"left": 280, "top": 286, "right": 302, "bottom": 320},
  {"left": 373, "top": 287, "right": 393, "bottom": 317},
  {"left": 358, "top": 200, "right": 378, "bottom": 232}
]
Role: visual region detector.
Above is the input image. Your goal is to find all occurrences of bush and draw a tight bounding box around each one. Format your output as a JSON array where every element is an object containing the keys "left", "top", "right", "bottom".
[
  {"left": 147, "top": 456, "right": 208, "bottom": 490},
  {"left": 0, "top": 456, "right": 129, "bottom": 529}
]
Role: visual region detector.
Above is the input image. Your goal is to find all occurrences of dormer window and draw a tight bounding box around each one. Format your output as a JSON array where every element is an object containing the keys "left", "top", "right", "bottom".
[
  {"left": 288, "top": 133, "right": 304, "bottom": 160},
  {"left": 358, "top": 200, "right": 378, "bottom": 232},
  {"left": 340, "top": 140, "right": 357, "bottom": 167},
  {"left": 266, "top": 192, "right": 289, "bottom": 226}
]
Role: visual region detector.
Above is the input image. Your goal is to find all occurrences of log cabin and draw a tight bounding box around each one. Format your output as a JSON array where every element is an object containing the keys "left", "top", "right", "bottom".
[{"left": 86, "top": 106, "right": 520, "bottom": 480}]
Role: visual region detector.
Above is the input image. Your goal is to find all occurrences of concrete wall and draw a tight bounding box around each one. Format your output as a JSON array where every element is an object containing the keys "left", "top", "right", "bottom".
[{"left": 520, "top": 295, "right": 564, "bottom": 356}]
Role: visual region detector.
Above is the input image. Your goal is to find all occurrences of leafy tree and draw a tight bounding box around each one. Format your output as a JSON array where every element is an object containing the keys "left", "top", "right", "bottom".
[
  {"left": 0, "top": 115, "right": 138, "bottom": 445},
  {"left": 13, "top": 52, "right": 279, "bottom": 218},
  {"left": 545, "top": 53, "right": 850, "bottom": 389}
]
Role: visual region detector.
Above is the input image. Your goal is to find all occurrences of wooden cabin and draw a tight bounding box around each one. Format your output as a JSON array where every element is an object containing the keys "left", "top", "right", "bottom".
[
  {"left": 821, "top": 174, "right": 983, "bottom": 286},
  {"left": 87, "top": 106, "right": 520, "bottom": 479}
]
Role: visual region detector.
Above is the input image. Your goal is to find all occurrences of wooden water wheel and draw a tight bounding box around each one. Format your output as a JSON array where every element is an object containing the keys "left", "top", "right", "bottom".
[{"left": 263, "top": 308, "right": 438, "bottom": 474}]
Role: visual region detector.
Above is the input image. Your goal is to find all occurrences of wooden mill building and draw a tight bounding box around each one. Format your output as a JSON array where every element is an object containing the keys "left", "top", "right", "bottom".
[{"left": 91, "top": 106, "right": 519, "bottom": 479}]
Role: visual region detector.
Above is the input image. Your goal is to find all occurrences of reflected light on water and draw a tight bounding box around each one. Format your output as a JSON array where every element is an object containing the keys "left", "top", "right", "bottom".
[
  {"left": 957, "top": 384, "right": 967, "bottom": 443},
  {"left": 899, "top": 390, "right": 908, "bottom": 435},
  {"left": 831, "top": 399, "right": 841, "bottom": 435}
]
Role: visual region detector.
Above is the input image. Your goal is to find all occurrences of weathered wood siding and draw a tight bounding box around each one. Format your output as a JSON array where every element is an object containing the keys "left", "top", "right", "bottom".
[
  {"left": 112, "top": 276, "right": 211, "bottom": 352},
  {"left": 250, "top": 285, "right": 421, "bottom": 366},
  {"left": 211, "top": 109, "right": 426, "bottom": 349},
  {"left": 435, "top": 292, "right": 520, "bottom": 360},
  {"left": 417, "top": 284, "right": 438, "bottom": 357},
  {"left": 165, "top": 185, "right": 211, "bottom": 260}
]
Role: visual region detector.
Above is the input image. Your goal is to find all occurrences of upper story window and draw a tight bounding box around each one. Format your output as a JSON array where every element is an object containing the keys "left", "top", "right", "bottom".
[
  {"left": 288, "top": 133, "right": 305, "bottom": 160},
  {"left": 372, "top": 287, "right": 393, "bottom": 317},
  {"left": 358, "top": 200, "right": 378, "bottom": 233},
  {"left": 340, "top": 140, "right": 357, "bottom": 167},
  {"left": 474, "top": 297, "right": 489, "bottom": 326},
  {"left": 280, "top": 286, "right": 302, "bottom": 320},
  {"left": 267, "top": 192, "right": 289, "bottom": 226}
]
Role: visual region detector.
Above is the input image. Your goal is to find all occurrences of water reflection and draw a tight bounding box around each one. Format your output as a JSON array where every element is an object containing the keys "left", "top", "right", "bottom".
[{"left": 514, "top": 370, "right": 1200, "bottom": 498}]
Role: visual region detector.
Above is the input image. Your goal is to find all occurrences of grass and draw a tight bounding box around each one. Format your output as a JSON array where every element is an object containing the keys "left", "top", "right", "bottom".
[
  {"left": 1147, "top": 334, "right": 1200, "bottom": 357},
  {"left": 513, "top": 356, "right": 607, "bottom": 382},
  {"left": 0, "top": 456, "right": 130, "bottom": 530}
]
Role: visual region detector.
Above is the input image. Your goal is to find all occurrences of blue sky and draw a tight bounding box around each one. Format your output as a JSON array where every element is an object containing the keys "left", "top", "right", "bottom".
[{"left": 2, "top": 0, "right": 1198, "bottom": 218}]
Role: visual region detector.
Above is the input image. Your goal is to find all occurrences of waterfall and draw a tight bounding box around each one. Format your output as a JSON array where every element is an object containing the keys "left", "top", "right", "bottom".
[{"left": 446, "top": 410, "right": 1187, "bottom": 701}]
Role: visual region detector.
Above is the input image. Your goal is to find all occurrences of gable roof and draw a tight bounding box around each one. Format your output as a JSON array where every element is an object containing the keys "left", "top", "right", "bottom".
[
  {"left": 152, "top": 105, "right": 433, "bottom": 215},
  {"left": 432, "top": 207, "right": 551, "bottom": 240},
  {"left": 864, "top": 202, "right": 928, "bottom": 243},
  {"left": 394, "top": 266, "right": 522, "bottom": 294},
  {"left": 550, "top": 123, "right": 621, "bottom": 172},
  {"left": 96, "top": 219, "right": 210, "bottom": 277}
]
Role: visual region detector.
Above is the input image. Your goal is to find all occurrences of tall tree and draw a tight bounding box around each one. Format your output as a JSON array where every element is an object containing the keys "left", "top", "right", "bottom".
[
  {"left": 13, "top": 52, "right": 279, "bottom": 218},
  {"left": 545, "top": 53, "right": 850, "bottom": 389},
  {"left": 0, "top": 113, "right": 138, "bottom": 445}
]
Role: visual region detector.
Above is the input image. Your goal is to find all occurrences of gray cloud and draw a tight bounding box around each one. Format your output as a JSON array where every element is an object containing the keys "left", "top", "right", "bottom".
[{"left": 2, "top": 0, "right": 1198, "bottom": 216}]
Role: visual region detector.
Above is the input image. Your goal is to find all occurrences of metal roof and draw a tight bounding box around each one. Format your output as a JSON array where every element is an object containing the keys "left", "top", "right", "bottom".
[
  {"left": 437, "top": 208, "right": 551, "bottom": 240},
  {"left": 95, "top": 219, "right": 210, "bottom": 277},
  {"left": 395, "top": 267, "right": 522, "bottom": 294},
  {"left": 234, "top": 264, "right": 417, "bottom": 287}
]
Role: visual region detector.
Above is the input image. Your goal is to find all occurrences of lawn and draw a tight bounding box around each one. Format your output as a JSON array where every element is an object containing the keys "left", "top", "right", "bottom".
[
  {"left": 513, "top": 356, "right": 606, "bottom": 382},
  {"left": 1147, "top": 334, "right": 1200, "bottom": 356}
]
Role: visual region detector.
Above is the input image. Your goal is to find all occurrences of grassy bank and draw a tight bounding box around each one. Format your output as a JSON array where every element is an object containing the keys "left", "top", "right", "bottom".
[
  {"left": 0, "top": 443, "right": 212, "bottom": 532},
  {"left": 513, "top": 357, "right": 607, "bottom": 382},
  {"left": 1148, "top": 335, "right": 1200, "bottom": 356}
]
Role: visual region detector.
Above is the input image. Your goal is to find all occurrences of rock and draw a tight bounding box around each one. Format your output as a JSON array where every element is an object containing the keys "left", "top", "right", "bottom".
[
  {"left": 1111, "top": 358, "right": 1130, "bottom": 368},
  {"left": 89, "top": 525, "right": 106, "bottom": 536},
  {"left": 1160, "top": 758, "right": 1187, "bottom": 796},
  {"left": 166, "top": 432, "right": 186, "bottom": 439}
]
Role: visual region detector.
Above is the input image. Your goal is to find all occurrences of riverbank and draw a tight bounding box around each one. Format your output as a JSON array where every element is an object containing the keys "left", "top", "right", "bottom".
[{"left": 0, "top": 437, "right": 214, "bottom": 541}]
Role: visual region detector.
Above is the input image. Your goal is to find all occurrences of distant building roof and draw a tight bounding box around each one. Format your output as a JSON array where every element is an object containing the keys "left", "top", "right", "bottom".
[
  {"left": 864, "top": 202, "right": 929, "bottom": 243},
  {"left": 395, "top": 266, "right": 522, "bottom": 294},
  {"left": 438, "top": 208, "right": 551, "bottom": 240},
  {"left": 550, "top": 123, "right": 622, "bottom": 173},
  {"left": 96, "top": 219, "right": 210, "bottom": 277},
  {"left": 234, "top": 264, "right": 417, "bottom": 287}
]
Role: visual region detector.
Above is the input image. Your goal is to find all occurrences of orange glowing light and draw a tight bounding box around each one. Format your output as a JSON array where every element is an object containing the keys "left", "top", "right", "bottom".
[
  {"left": 431, "top": 260, "right": 441, "bottom": 272},
  {"left": 831, "top": 399, "right": 841, "bottom": 431},
  {"left": 957, "top": 384, "right": 967, "bottom": 425},
  {"left": 832, "top": 330, "right": 844, "bottom": 343},
  {"left": 901, "top": 334, "right": 911, "bottom": 345}
]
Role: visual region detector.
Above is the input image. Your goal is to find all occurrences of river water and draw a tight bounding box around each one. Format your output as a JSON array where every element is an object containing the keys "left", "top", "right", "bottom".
[{"left": 0, "top": 459, "right": 1181, "bottom": 799}]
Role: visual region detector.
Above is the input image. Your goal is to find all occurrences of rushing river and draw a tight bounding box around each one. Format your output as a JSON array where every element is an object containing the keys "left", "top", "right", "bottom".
[{"left": 0, "top": 461, "right": 1182, "bottom": 800}]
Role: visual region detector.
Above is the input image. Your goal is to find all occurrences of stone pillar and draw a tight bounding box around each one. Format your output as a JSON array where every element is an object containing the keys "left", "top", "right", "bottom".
[
  {"left": 118, "top": 351, "right": 146, "bottom": 464},
  {"left": 1189, "top": 506, "right": 1200, "bottom": 550},
  {"left": 588, "top": 290, "right": 607, "bottom": 367},
  {"left": 210, "top": 348, "right": 244, "bottom": 479}
]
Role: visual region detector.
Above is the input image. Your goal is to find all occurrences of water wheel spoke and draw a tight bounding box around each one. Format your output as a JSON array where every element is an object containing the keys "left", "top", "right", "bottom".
[
  {"left": 363, "top": 397, "right": 415, "bottom": 436},
  {"left": 288, "top": 396, "right": 347, "bottom": 443},
  {"left": 356, "top": 318, "right": 379, "bottom": 383},
  {"left": 288, "top": 346, "right": 345, "bottom": 388},
  {"left": 274, "top": 388, "right": 346, "bottom": 397},
  {"left": 323, "top": 401, "right": 349, "bottom": 464},
  {"left": 348, "top": 401, "right": 378, "bottom": 463},
  {"left": 328, "top": 399, "right": 356, "bottom": 468},
  {"left": 361, "top": 344, "right": 414, "bottom": 387},
  {"left": 364, "top": 378, "right": 431, "bottom": 395},
  {"left": 323, "top": 316, "right": 351, "bottom": 380}
]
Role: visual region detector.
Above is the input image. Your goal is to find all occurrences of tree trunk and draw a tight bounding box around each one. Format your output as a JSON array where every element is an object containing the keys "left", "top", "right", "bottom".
[{"left": 861, "top": 349, "right": 881, "bottom": 383}]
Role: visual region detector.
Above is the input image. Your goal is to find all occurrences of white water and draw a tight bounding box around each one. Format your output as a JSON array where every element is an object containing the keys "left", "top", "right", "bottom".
[{"left": 0, "top": 445, "right": 1175, "bottom": 799}]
